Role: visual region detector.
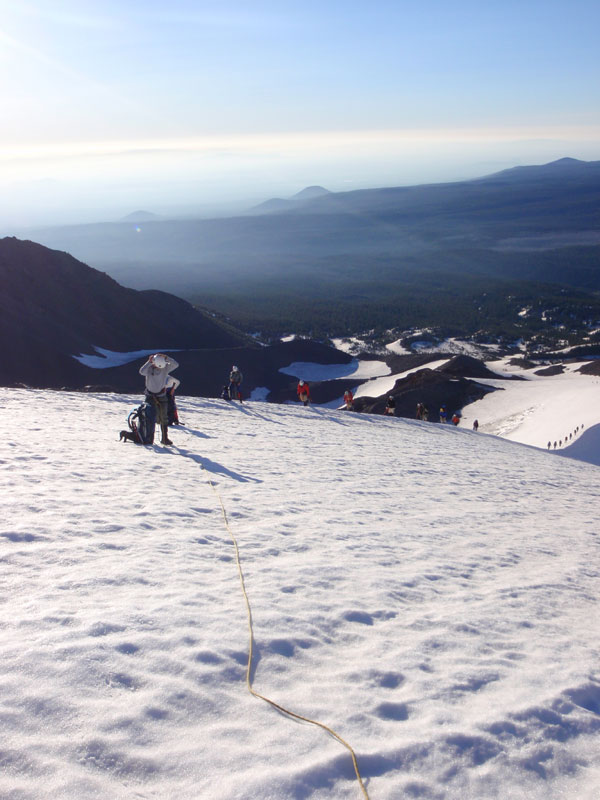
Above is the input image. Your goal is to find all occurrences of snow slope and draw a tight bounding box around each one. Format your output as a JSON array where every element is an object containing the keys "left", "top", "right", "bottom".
[
  {"left": 460, "top": 361, "right": 600, "bottom": 454},
  {"left": 558, "top": 423, "right": 600, "bottom": 467},
  {"left": 280, "top": 354, "right": 600, "bottom": 462},
  {"left": 2, "top": 388, "right": 599, "bottom": 800}
]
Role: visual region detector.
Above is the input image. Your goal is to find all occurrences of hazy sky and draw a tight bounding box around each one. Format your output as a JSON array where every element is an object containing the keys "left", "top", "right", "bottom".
[{"left": 1, "top": 0, "right": 599, "bottom": 226}]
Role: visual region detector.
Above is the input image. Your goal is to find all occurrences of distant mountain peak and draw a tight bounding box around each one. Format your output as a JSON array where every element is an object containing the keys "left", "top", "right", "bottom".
[
  {"left": 547, "top": 157, "right": 584, "bottom": 166},
  {"left": 248, "top": 185, "right": 331, "bottom": 215},
  {"left": 477, "top": 157, "right": 597, "bottom": 183},
  {"left": 291, "top": 186, "right": 331, "bottom": 200},
  {"left": 121, "top": 210, "right": 161, "bottom": 223}
]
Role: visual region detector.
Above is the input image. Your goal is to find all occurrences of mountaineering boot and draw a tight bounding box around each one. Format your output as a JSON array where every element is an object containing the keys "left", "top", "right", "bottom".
[{"left": 160, "top": 424, "right": 173, "bottom": 446}]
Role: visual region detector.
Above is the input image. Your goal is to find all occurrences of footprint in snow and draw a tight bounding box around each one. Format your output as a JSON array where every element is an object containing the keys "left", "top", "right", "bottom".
[
  {"left": 343, "top": 610, "right": 374, "bottom": 625},
  {"left": 115, "top": 642, "right": 140, "bottom": 655},
  {"left": 2, "top": 532, "right": 42, "bottom": 542},
  {"left": 375, "top": 702, "right": 409, "bottom": 721}
]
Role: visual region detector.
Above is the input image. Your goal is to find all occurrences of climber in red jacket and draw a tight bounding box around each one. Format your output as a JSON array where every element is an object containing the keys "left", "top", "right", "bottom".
[{"left": 297, "top": 380, "right": 310, "bottom": 406}]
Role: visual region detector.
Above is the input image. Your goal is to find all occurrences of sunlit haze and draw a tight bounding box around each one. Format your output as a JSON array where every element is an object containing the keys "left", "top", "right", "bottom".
[{"left": 1, "top": 0, "right": 599, "bottom": 228}]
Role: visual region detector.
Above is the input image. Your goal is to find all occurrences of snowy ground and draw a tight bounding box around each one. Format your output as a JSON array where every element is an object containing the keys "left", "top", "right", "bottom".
[
  {"left": 460, "top": 360, "right": 600, "bottom": 457},
  {"left": 2, "top": 388, "right": 599, "bottom": 800},
  {"left": 301, "top": 352, "right": 600, "bottom": 463}
]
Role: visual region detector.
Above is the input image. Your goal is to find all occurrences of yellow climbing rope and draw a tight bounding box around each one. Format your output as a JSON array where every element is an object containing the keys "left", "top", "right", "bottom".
[{"left": 203, "top": 470, "right": 370, "bottom": 800}]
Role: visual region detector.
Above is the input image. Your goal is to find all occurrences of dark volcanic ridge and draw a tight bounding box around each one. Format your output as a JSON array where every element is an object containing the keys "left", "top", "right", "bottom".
[
  {"left": 0, "top": 237, "right": 248, "bottom": 389},
  {"left": 3, "top": 235, "right": 598, "bottom": 423},
  {"left": 353, "top": 366, "right": 498, "bottom": 419},
  {"left": 0, "top": 236, "right": 354, "bottom": 396}
]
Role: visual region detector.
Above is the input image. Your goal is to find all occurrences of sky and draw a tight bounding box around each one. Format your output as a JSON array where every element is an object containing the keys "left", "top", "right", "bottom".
[{"left": 1, "top": 0, "right": 600, "bottom": 226}]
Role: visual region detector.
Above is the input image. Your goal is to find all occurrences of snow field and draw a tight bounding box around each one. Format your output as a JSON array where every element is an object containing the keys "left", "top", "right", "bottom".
[
  {"left": 1, "top": 388, "right": 599, "bottom": 799},
  {"left": 461, "top": 361, "right": 600, "bottom": 453},
  {"left": 279, "top": 355, "right": 600, "bottom": 462}
]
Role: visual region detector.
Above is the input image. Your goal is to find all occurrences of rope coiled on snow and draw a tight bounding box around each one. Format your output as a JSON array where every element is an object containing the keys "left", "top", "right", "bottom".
[{"left": 202, "top": 468, "right": 370, "bottom": 800}]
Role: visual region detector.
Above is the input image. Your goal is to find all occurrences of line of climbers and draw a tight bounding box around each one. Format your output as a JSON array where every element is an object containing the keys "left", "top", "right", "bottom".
[
  {"left": 119, "top": 355, "right": 482, "bottom": 446},
  {"left": 120, "top": 359, "right": 316, "bottom": 445},
  {"left": 547, "top": 424, "right": 585, "bottom": 449},
  {"left": 385, "top": 399, "right": 473, "bottom": 428}
]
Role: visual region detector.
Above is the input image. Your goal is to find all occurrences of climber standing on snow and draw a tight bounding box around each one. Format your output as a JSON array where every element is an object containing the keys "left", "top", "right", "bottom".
[
  {"left": 228, "top": 365, "right": 243, "bottom": 402},
  {"left": 139, "top": 353, "right": 179, "bottom": 445},
  {"left": 297, "top": 380, "right": 310, "bottom": 406}
]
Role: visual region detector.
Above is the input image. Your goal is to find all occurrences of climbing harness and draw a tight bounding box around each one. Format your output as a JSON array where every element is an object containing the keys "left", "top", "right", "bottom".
[{"left": 202, "top": 467, "right": 371, "bottom": 800}]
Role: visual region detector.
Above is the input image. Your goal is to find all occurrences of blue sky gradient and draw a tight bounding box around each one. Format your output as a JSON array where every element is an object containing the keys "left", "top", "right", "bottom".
[{"left": 1, "top": 0, "right": 599, "bottom": 225}]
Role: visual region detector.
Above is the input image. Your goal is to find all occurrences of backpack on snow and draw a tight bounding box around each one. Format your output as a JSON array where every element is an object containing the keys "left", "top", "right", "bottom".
[{"left": 119, "top": 402, "right": 156, "bottom": 444}]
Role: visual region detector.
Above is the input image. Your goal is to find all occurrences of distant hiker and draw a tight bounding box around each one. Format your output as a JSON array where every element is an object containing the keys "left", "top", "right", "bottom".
[
  {"left": 422, "top": 405, "right": 429, "bottom": 421},
  {"left": 473, "top": 420, "right": 479, "bottom": 432},
  {"left": 553, "top": 441, "right": 557, "bottom": 449},
  {"left": 451, "top": 413, "right": 460, "bottom": 426},
  {"left": 139, "top": 353, "right": 179, "bottom": 445},
  {"left": 343, "top": 389, "right": 354, "bottom": 410},
  {"left": 229, "top": 366, "right": 243, "bottom": 402},
  {"left": 547, "top": 441, "right": 551, "bottom": 449},
  {"left": 439, "top": 406, "right": 447, "bottom": 424},
  {"left": 416, "top": 402, "right": 424, "bottom": 420},
  {"left": 297, "top": 380, "right": 310, "bottom": 406},
  {"left": 166, "top": 375, "right": 180, "bottom": 426},
  {"left": 384, "top": 395, "right": 396, "bottom": 416}
]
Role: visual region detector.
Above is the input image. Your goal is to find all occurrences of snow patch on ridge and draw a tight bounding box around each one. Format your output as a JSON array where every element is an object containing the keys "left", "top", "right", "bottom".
[
  {"left": 385, "top": 338, "right": 412, "bottom": 355},
  {"left": 279, "top": 359, "right": 390, "bottom": 382},
  {"left": 331, "top": 336, "right": 372, "bottom": 354},
  {"left": 73, "top": 346, "right": 185, "bottom": 369},
  {"left": 411, "top": 338, "right": 502, "bottom": 357}
]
